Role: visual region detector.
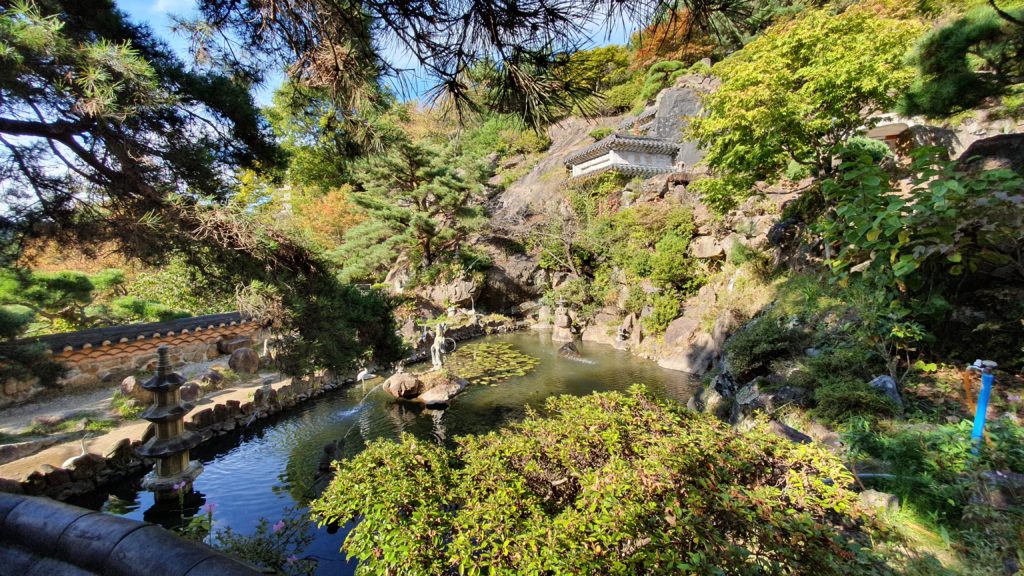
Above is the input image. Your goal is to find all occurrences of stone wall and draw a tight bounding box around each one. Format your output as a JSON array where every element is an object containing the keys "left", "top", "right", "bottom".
[{"left": 2, "top": 313, "right": 265, "bottom": 406}]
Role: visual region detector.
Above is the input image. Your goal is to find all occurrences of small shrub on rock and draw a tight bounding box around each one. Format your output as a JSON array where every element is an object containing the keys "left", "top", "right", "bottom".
[
  {"left": 724, "top": 315, "right": 801, "bottom": 382},
  {"left": 311, "top": 387, "right": 887, "bottom": 575}
]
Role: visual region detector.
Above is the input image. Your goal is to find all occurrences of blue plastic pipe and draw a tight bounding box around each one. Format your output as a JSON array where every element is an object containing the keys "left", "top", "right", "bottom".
[{"left": 971, "top": 371, "right": 995, "bottom": 453}]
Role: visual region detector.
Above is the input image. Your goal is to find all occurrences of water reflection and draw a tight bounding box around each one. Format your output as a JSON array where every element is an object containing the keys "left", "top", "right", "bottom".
[{"left": 70, "top": 332, "right": 698, "bottom": 575}]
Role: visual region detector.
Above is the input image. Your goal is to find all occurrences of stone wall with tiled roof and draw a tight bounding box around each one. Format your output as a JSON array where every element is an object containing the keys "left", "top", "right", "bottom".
[{"left": 563, "top": 134, "right": 680, "bottom": 167}]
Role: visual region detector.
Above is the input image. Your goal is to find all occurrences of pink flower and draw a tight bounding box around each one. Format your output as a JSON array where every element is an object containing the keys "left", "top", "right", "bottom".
[
  {"left": 203, "top": 502, "right": 217, "bottom": 515},
  {"left": 286, "top": 555, "right": 298, "bottom": 565},
  {"left": 172, "top": 481, "right": 186, "bottom": 492},
  {"left": 272, "top": 520, "right": 286, "bottom": 533}
]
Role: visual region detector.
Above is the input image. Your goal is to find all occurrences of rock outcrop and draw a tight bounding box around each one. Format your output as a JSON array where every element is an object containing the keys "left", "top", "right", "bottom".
[
  {"left": 382, "top": 371, "right": 469, "bottom": 406},
  {"left": 227, "top": 348, "right": 259, "bottom": 374}
]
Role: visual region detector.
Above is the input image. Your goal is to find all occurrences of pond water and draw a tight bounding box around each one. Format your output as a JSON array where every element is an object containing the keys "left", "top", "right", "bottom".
[{"left": 70, "top": 332, "right": 699, "bottom": 574}]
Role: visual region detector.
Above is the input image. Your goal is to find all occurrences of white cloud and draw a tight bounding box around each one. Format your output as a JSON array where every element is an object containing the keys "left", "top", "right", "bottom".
[{"left": 152, "top": 0, "right": 196, "bottom": 15}]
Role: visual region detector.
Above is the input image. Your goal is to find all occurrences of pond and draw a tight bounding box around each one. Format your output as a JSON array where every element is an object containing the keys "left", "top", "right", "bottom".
[{"left": 70, "top": 332, "right": 699, "bottom": 574}]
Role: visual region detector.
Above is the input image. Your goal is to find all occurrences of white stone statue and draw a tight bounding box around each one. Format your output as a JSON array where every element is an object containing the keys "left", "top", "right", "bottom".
[{"left": 430, "top": 325, "right": 445, "bottom": 370}]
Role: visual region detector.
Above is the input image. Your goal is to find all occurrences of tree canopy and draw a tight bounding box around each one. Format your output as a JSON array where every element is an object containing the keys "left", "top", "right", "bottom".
[{"left": 690, "top": 8, "right": 922, "bottom": 187}]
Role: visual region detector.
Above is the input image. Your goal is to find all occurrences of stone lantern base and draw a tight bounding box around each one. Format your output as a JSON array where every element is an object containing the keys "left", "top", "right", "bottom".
[{"left": 142, "top": 460, "right": 204, "bottom": 500}]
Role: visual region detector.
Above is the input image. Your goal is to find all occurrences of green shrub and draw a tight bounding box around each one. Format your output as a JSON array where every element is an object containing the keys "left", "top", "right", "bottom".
[
  {"left": 725, "top": 315, "right": 800, "bottom": 382},
  {"left": 688, "top": 175, "right": 754, "bottom": 215},
  {"left": 600, "top": 76, "right": 643, "bottom": 112},
  {"left": 812, "top": 379, "right": 898, "bottom": 424},
  {"left": 111, "top": 391, "right": 144, "bottom": 420},
  {"left": 639, "top": 60, "right": 686, "bottom": 102},
  {"left": 588, "top": 127, "right": 612, "bottom": 141},
  {"left": 784, "top": 159, "right": 812, "bottom": 181},
  {"left": 641, "top": 290, "right": 680, "bottom": 335},
  {"left": 728, "top": 242, "right": 773, "bottom": 281},
  {"left": 838, "top": 136, "right": 892, "bottom": 164},
  {"left": 311, "top": 387, "right": 884, "bottom": 575}
]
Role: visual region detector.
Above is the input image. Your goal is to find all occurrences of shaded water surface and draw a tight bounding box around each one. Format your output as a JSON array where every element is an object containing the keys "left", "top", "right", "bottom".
[{"left": 71, "top": 333, "right": 698, "bottom": 574}]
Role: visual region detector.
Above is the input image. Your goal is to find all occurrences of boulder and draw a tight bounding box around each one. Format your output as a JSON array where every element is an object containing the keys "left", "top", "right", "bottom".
[
  {"left": 179, "top": 382, "right": 202, "bottom": 403},
  {"left": 199, "top": 370, "right": 225, "bottom": 388},
  {"left": 957, "top": 133, "right": 1024, "bottom": 175},
  {"left": 228, "top": 348, "right": 260, "bottom": 374},
  {"left": 119, "top": 375, "right": 151, "bottom": 404},
  {"left": 768, "top": 420, "right": 813, "bottom": 444},
  {"left": 217, "top": 336, "right": 252, "bottom": 355},
  {"left": 415, "top": 376, "right": 469, "bottom": 407},
  {"left": 428, "top": 278, "right": 480, "bottom": 308},
  {"left": 859, "top": 489, "right": 900, "bottom": 513},
  {"left": 974, "top": 470, "right": 1024, "bottom": 510},
  {"left": 382, "top": 372, "right": 424, "bottom": 400},
  {"left": 557, "top": 342, "right": 582, "bottom": 360},
  {"left": 868, "top": 375, "right": 903, "bottom": 409},
  {"left": 687, "top": 371, "right": 737, "bottom": 421},
  {"left": 690, "top": 235, "right": 724, "bottom": 259}
]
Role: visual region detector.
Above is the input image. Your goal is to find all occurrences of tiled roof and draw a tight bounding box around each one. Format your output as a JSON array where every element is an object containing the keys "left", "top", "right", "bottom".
[
  {"left": 564, "top": 134, "right": 679, "bottom": 167},
  {"left": 19, "top": 312, "right": 248, "bottom": 352}
]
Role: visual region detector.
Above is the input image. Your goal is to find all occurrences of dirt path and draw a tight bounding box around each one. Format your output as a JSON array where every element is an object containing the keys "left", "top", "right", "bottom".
[{"left": 0, "top": 387, "right": 117, "bottom": 435}]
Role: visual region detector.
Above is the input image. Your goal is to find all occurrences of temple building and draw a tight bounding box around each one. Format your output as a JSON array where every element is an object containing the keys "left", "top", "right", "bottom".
[{"left": 564, "top": 134, "right": 680, "bottom": 179}]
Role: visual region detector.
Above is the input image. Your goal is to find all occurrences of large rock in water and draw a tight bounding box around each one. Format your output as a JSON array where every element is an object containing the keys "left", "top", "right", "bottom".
[
  {"left": 382, "top": 373, "right": 424, "bottom": 399},
  {"left": 415, "top": 374, "right": 469, "bottom": 407},
  {"left": 228, "top": 347, "right": 260, "bottom": 374}
]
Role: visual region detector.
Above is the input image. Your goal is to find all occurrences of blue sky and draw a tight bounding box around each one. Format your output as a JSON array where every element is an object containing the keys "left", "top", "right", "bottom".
[{"left": 117, "top": 0, "right": 634, "bottom": 107}]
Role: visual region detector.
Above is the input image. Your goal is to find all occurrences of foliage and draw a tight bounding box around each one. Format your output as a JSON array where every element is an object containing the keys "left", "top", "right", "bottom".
[
  {"left": 214, "top": 510, "right": 317, "bottom": 575},
  {"left": 0, "top": 305, "right": 65, "bottom": 387},
  {"left": 599, "top": 76, "right": 644, "bottom": 113},
  {"left": 311, "top": 387, "right": 885, "bottom": 575},
  {"left": 122, "top": 256, "right": 234, "bottom": 316},
  {"left": 587, "top": 203, "right": 699, "bottom": 291},
  {"left": 838, "top": 136, "right": 893, "bottom": 165},
  {"left": 688, "top": 174, "right": 754, "bottom": 214},
  {"left": 812, "top": 379, "right": 899, "bottom": 424},
  {"left": 691, "top": 8, "right": 922, "bottom": 186},
  {"left": 0, "top": 267, "right": 186, "bottom": 333},
  {"left": 588, "top": 127, "right": 613, "bottom": 141},
  {"left": 845, "top": 416, "right": 1024, "bottom": 522},
  {"left": 630, "top": 10, "right": 715, "bottom": 70},
  {"left": 335, "top": 139, "right": 482, "bottom": 281},
  {"left": 193, "top": 0, "right": 753, "bottom": 130},
  {"left": 110, "top": 391, "right": 144, "bottom": 420},
  {"left": 641, "top": 290, "right": 681, "bottom": 335},
  {"left": 565, "top": 172, "right": 631, "bottom": 218},
  {"left": 0, "top": 0, "right": 279, "bottom": 262},
  {"left": 725, "top": 314, "right": 801, "bottom": 382},
  {"left": 639, "top": 60, "right": 687, "bottom": 102},
  {"left": 819, "top": 147, "right": 1024, "bottom": 374},
  {"left": 899, "top": 4, "right": 1024, "bottom": 117}
]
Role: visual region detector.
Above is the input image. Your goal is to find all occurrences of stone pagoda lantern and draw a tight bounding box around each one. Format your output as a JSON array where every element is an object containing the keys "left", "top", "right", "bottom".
[{"left": 138, "top": 345, "right": 203, "bottom": 501}]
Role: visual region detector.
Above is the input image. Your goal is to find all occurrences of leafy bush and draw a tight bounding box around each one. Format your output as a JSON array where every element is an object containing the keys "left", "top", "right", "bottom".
[
  {"left": 784, "top": 159, "right": 812, "bottom": 181},
  {"left": 725, "top": 315, "right": 800, "bottom": 382},
  {"left": 688, "top": 174, "right": 754, "bottom": 215},
  {"left": 838, "top": 136, "right": 892, "bottom": 164},
  {"left": 812, "top": 379, "right": 899, "bottom": 424},
  {"left": 600, "top": 77, "right": 643, "bottom": 112},
  {"left": 214, "top": 511, "right": 317, "bottom": 575},
  {"left": 641, "top": 290, "right": 680, "bottom": 335},
  {"left": 311, "top": 387, "right": 884, "bottom": 575},
  {"left": 588, "top": 127, "right": 612, "bottom": 141}
]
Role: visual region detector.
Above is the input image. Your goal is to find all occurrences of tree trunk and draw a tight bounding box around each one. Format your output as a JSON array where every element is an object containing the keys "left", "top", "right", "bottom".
[{"left": 422, "top": 237, "right": 433, "bottom": 266}]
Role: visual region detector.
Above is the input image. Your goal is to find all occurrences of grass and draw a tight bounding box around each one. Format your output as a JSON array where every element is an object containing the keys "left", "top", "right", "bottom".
[
  {"left": 24, "top": 415, "right": 119, "bottom": 436},
  {"left": 110, "top": 391, "right": 144, "bottom": 420}
]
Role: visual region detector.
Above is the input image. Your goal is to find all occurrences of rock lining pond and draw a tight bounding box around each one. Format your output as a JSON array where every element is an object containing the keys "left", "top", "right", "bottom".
[{"left": 68, "top": 332, "right": 698, "bottom": 575}]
